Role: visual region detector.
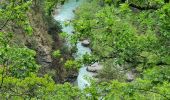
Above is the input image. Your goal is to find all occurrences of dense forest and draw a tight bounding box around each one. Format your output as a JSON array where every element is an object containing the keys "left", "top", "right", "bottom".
[{"left": 0, "top": 0, "right": 170, "bottom": 99}]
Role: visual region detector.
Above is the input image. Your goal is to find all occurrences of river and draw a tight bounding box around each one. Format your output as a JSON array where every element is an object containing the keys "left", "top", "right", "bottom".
[{"left": 54, "top": 0, "right": 93, "bottom": 90}]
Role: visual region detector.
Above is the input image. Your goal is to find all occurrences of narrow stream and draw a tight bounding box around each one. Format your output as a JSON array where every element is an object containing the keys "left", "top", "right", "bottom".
[{"left": 54, "top": 0, "right": 93, "bottom": 90}]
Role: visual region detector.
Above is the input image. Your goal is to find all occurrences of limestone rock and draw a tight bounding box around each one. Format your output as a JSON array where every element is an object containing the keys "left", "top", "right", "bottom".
[
  {"left": 86, "top": 62, "right": 103, "bottom": 73},
  {"left": 81, "top": 40, "right": 90, "bottom": 47},
  {"left": 126, "top": 71, "right": 135, "bottom": 82}
]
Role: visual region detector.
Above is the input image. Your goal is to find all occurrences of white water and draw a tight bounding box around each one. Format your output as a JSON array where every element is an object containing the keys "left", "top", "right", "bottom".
[
  {"left": 54, "top": 0, "right": 81, "bottom": 35},
  {"left": 54, "top": 0, "right": 93, "bottom": 90}
]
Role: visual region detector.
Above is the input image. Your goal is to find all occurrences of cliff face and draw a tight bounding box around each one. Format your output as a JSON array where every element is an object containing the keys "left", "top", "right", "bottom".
[
  {"left": 11, "top": 2, "right": 67, "bottom": 82},
  {"left": 27, "top": 10, "right": 53, "bottom": 74},
  {"left": 28, "top": 5, "right": 67, "bottom": 82}
]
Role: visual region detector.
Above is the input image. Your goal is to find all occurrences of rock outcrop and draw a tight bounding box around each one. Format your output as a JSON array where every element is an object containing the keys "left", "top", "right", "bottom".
[{"left": 12, "top": 3, "right": 66, "bottom": 82}]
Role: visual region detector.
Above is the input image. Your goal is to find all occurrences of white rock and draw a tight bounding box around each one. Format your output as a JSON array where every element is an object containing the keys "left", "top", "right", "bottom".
[
  {"left": 126, "top": 71, "right": 135, "bottom": 82},
  {"left": 81, "top": 40, "right": 90, "bottom": 47},
  {"left": 86, "top": 62, "right": 103, "bottom": 72}
]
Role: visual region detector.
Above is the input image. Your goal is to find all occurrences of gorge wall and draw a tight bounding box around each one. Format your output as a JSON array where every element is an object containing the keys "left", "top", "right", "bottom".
[{"left": 10, "top": 1, "right": 67, "bottom": 83}]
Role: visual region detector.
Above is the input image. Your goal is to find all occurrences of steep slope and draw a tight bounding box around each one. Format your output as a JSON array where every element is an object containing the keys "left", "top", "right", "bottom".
[{"left": 8, "top": 1, "right": 67, "bottom": 82}]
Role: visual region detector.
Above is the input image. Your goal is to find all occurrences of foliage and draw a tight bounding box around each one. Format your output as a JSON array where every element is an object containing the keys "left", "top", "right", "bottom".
[
  {"left": 73, "top": 3, "right": 139, "bottom": 63},
  {"left": 44, "top": 0, "right": 68, "bottom": 16},
  {"left": 97, "top": 59, "right": 125, "bottom": 81},
  {"left": 52, "top": 49, "right": 61, "bottom": 58},
  {"left": 81, "top": 53, "right": 97, "bottom": 65},
  {"left": 71, "top": 0, "right": 170, "bottom": 99},
  {"left": 0, "top": 0, "right": 170, "bottom": 99},
  {"left": 0, "top": 73, "right": 82, "bottom": 99},
  {"left": 0, "top": 0, "right": 33, "bottom": 35},
  {"left": 0, "top": 32, "right": 38, "bottom": 86},
  {"left": 64, "top": 59, "right": 81, "bottom": 70}
]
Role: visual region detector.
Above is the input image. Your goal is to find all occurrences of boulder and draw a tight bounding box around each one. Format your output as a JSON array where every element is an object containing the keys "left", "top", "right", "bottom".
[
  {"left": 86, "top": 62, "right": 103, "bottom": 73},
  {"left": 126, "top": 71, "right": 135, "bottom": 82},
  {"left": 81, "top": 40, "right": 90, "bottom": 47}
]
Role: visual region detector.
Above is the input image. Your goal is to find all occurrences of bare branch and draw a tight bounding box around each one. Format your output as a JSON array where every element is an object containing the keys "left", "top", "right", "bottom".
[{"left": 0, "top": 19, "right": 9, "bottom": 30}]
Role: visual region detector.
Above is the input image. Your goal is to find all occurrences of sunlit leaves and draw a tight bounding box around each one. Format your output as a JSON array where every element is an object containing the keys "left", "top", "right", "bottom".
[
  {"left": 44, "top": 0, "right": 68, "bottom": 16},
  {"left": 71, "top": 0, "right": 170, "bottom": 99},
  {"left": 0, "top": 46, "right": 39, "bottom": 78},
  {"left": 64, "top": 60, "right": 81, "bottom": 70},
  {"left": 0, "top": 0, "right": 33, "bottom": 34},
  {"left": 52, "top": 50, "right": 61, "bottom": 58},
  {"left": 0, "top": 74, "right": 82, "bottom": 99}
]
